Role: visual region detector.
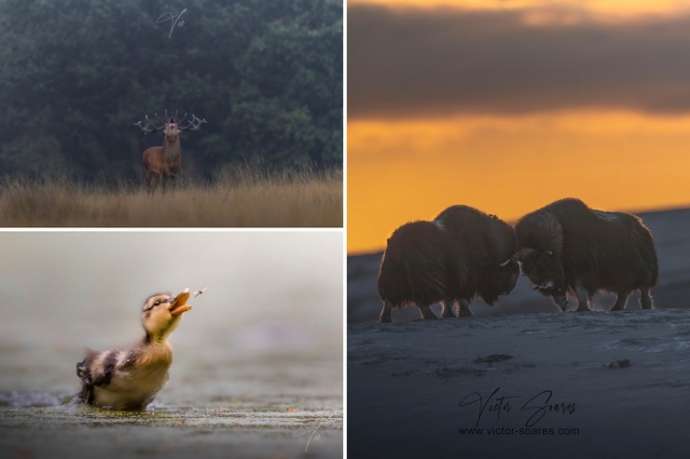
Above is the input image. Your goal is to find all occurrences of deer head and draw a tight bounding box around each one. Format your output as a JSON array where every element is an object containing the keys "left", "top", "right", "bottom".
[{"left": 163, "top": 119, "right": 180, "bottom": 144}]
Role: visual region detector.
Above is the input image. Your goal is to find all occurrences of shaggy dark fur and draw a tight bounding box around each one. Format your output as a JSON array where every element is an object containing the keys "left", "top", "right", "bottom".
[
  {"left": 377, "top": 206, "right": 519, "bottom": 322},
  {"left": 436, "top": 206, "right": 519, "bottom": 310},
  {"left": 377, "top": 221, "right": 451, "bottom": 322},
  {"left": 514, "top": 198, "right": 658, "bottom": 312}
]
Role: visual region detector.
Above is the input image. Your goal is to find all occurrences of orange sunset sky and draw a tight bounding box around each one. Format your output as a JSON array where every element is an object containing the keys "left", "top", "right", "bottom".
[{"left": 348, "top": 0, "right": 690, "bottom": 253}]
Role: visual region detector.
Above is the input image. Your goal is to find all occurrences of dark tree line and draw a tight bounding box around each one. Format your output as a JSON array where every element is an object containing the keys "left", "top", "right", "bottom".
[{"left": 0, "top": 0, "right": 342, "bottom": 183}]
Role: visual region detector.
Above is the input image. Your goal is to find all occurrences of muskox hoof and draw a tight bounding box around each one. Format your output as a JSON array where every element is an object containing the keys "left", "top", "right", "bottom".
[
  {"left": 419, "top": 305, "right": 438, "bottom": 320},
  {"left": 457, "top": 309, "right": 472, "bottom": 319},
  {"left": 610, "top": 305, "right": 625, "bottom": 312},
  {"left": 640, "top": 289, "right": 654, "bottom": 310},
  {"left": 551, "top": 295, "right": 568, "bottom": 312},
  {"left": 442, "top": 304, "right": 456, "bottom": 319},
  {"left": 379, "top": 303, "right": 393, "bottom": 323},
  {"left": 576, "top": 306, "right": 592, "bottom": 312}
]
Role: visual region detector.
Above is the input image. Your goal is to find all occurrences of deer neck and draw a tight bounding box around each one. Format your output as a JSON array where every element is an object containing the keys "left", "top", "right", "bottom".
[{"left": 163, "top": 137, "right": 181, "bottom": 160}]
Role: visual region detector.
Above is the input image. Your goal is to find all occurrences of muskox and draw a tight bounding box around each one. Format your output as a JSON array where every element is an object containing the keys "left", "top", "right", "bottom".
[
  {"left": 510, "top": 198, "right": 658, "bottom": 312},
  {"left": 377, "top": 206, "right": 520, "bottom": 322}
]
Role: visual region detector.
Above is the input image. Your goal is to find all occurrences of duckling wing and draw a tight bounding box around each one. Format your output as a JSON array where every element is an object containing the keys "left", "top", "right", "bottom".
[{"left": 77, "top": 349, "right": 133, "bottom": 389}]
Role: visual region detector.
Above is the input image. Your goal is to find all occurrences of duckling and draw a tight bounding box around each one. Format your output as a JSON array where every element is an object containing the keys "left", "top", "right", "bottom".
[{"left": 76, "top": 289, "right": 204, "bottom": 410}]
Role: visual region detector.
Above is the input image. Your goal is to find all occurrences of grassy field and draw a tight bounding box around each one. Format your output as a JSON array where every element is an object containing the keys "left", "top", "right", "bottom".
[{"left": 0, "top": 169, "right": 342, "bottom": 227}]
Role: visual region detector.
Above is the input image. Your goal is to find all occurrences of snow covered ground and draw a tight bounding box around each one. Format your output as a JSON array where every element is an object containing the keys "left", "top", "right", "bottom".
[{"left": 348, "top": 207, "right": 690, "bottom": 458}]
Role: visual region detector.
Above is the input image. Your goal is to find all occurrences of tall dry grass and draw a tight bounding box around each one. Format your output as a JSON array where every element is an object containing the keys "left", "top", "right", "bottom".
[{"left": 0, "top": 169, "right": 342, "bottom": 227}]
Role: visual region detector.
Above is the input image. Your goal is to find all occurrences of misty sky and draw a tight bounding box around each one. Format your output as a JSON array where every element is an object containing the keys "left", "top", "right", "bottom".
[{"left": 349, "top": 0, "right": 690, "bottom": 252}]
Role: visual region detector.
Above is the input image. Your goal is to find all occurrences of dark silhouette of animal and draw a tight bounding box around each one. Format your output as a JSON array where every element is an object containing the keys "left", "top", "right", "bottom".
[
  {"left": 510, "top": 198, "right": 658, "bottom": 312},
  {"left": 377, "top": 206, "right": 519, "bottom": 322},
  {"left": 135, "top": 112, "right": 207, "bottom": 190}
]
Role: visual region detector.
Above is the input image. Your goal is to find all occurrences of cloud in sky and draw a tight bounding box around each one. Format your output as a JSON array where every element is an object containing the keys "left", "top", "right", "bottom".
[
  {"left": 349, "top": 4, "right": 690, "bottom": 118},
  {"left": 349, "top": 0, "right": 690, "bottom": 18}
]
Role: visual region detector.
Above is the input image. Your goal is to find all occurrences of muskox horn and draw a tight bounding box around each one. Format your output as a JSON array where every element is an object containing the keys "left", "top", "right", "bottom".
[{"left": 502, "top": 247, "right": 535, "bottom": 266}]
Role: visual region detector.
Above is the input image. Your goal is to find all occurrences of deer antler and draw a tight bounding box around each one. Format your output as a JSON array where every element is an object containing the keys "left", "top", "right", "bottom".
[
  {"left": 134, "top": 111, "right": 170, "bottom": 133},
  {"left": 178, "top": 113, "right": 208, "bottom": 131}
]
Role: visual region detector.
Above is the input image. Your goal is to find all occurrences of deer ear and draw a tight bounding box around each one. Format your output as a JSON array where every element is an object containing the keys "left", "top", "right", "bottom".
[{"left": 545, "top": 250, "right": 554, "bottom": 256}]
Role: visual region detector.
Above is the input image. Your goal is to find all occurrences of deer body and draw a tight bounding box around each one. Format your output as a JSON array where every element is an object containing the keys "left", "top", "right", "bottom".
[
  {"left": 143, "top": 131, "right": 183, "bottom": 188},
  {"left": 135, "top": 112, "right": 207, "bottom": 190}
]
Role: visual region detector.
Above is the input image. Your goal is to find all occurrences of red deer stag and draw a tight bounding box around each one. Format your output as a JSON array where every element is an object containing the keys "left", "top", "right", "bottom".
[{"left": 134, "top": 111, "right": 207, "bottom": 189}]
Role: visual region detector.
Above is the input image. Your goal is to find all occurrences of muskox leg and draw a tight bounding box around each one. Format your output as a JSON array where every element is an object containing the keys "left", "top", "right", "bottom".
[
  {"left": 457, "top": 299, "right": 472, "bottom": 318},
  {"left": 610, "top": 290, "right": 630, "bottom": 312},
  {"left": 552, "top": 294, "right": 569, "bottom": 312},
  {"left": 574, "top": 285, "right": 592, "bottom": 312},
  {"left": 379, "top": 302, "right": 393, "bottom": 323},
  {"left": 442, "top": 299, "right": 456, "bottom": 318},
  {"left": 640, "top": 288, "right": 654, "bottom": 310},
  {"left": 418, "top": 304, "right": 438, "bottom": 320}
]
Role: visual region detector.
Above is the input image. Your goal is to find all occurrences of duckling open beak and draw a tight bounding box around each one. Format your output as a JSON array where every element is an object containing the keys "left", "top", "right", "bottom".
[
  {"left": 170, "top": 290, "right": 192, "bottom": 317},
  {"left": 170, "top": 304, "right": 192, "bottom": 316}
]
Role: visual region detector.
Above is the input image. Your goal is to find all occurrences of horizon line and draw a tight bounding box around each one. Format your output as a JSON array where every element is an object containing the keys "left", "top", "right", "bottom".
[{"left": 348, "top": 201, "right": 690, "bottom": 256}]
